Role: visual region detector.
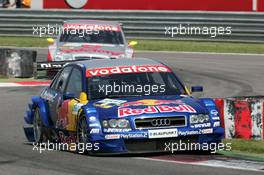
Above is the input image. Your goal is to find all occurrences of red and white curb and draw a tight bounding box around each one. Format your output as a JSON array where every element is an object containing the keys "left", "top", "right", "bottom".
[
  {"left": 136, "top": 155, "right": 264, "bottom": 172},
  {"left": 0, "top": 81, "right": 51, "bottom": 87}
]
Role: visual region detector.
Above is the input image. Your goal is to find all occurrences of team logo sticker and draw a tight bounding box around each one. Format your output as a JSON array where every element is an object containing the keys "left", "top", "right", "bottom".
[{"left": 94, "top": 98, "right": 127, "bottom": 108}]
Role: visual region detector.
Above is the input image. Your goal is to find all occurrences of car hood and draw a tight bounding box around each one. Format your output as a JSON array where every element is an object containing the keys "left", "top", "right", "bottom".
[
  {"left": 88, "top": 95, "right": 208, "bottom": 120},
  {"left": 57, "top": 43, "right": 126, "bottom": 59}
]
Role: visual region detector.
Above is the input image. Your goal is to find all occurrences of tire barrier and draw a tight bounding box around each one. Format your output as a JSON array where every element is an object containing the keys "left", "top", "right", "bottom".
[
  {"left": 214, "top": 97, "right": 264, "bottom": 140},
  {"left": 0, "top": 49, "right": 36, "bottom": 78}
]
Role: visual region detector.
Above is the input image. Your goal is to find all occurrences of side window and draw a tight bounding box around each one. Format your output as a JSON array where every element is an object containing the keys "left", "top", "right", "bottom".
[
  {"left": 50, "top": 72, "right": 61, "bottom": 89},
  {"left": 54, "top": 66, "right": 73, "bottom": 93},
  {"left": 65, "top": 68, "right": 82, "bottom": 98}
]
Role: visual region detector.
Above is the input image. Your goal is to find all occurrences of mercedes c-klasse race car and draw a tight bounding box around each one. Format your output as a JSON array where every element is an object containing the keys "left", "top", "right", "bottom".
[
  {"left": 24, "top": 58, "right": 224, "bottom": 154},
  {"left": 47, "top": 20, "right": 137, "bottom": 62}
]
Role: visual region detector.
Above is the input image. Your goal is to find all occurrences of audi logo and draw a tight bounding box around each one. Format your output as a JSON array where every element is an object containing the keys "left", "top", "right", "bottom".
[{"left": 151, "top": 119, "right": 171, "bottom": 127}]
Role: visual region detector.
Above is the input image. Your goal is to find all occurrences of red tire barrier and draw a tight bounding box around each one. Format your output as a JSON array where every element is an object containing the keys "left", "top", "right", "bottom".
[
  {"left": 234, "top": 100, "right": 252, "bottom": 139},
  {"left": 214, "top": 97, "right": 264, "bottom": 140}
]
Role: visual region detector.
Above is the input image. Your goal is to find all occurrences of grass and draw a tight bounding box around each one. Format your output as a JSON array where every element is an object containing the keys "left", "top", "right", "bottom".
[
  {"left": 0, "top": 36, "right": 48, "bottom": 48},
  {"left": 0, "top": 36, "right": 264, "bottom": 54},
  {"left": 134, "top": 40, "right": 264, "bottom": 54},
  {"left": 0, "top": 77, "right": 50, "bottom": 82},
  {"left": 223, "top": 139, "right": 264, "bottom": 155}
]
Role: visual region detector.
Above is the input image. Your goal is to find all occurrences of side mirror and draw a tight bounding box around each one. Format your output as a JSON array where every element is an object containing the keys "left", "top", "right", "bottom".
[
  {"left": 64, "top": 92, "right": 75, "bottom": 100},
  {"left": 184, "top": 86, "right": 191, "bottom": 96},
  {"left": 128, "top": 41, "right": 138, "bottom": 47},
  {"left": 79, "top": 92, "right": 88, "bottom": 102},
  {"left": 47, "top": 38, "right": 55, "bottom": 44},
  {"left": 191, "top": 86, "right": 203, "bottom": 93}
]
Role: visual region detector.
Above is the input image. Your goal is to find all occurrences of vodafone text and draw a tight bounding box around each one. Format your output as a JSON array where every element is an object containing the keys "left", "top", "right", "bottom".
[{"left": 86, "top": 65, "right": 171, "bottom": 77}]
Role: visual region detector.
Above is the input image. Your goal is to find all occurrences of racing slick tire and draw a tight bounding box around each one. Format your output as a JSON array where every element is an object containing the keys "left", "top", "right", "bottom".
[
  {"left": 33, "top": 108, "right": 44, "bottom": 143},
  {"left": 76, "top": 115, "right": 90, "bottom": 154}
]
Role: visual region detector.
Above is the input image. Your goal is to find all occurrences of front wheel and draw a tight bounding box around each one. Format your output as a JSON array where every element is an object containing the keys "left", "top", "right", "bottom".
[
  {"left": 33, "top": 108, "right": 44, "bottom": 143},
  {"left": 76, "top": 116, "right": 90, "bottom": 154}
]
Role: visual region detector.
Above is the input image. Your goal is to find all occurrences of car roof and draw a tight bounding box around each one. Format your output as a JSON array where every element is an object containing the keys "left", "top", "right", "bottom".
[
  {"left": 63, "top": 20, "right": 121, "bottom": 26},
  {"left": 69, "top": 58, "right": 165, "bottom": 70}
]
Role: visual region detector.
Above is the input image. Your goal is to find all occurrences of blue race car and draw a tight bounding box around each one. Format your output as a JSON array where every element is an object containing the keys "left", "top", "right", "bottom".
[{"left": 24, "top": 58, "right": 224, "bottom": 154}]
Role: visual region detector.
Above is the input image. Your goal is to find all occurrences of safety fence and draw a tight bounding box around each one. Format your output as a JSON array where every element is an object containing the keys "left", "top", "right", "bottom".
[{"left": 0, "top": 9, "right": 264, "bottom": 42}]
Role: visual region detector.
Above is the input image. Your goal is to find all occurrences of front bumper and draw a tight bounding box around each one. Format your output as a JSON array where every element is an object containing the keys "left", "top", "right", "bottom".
[{"left": 90, "top": 127, "right": 224, "bottom": 153}]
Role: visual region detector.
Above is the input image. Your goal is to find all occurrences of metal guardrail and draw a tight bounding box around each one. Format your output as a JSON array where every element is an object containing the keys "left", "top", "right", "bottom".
[{"left": 0, "top": 9, "right": 264, "bottom": 42}]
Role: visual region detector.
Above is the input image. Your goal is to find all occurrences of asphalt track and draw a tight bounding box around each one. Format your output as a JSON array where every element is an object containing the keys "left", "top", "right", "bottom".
[{"left": 0, "top": 49, "right": 264, "bottom": 175}]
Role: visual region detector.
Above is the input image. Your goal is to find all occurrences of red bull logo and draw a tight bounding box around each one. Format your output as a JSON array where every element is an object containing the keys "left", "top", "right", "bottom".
[{"left": 118, "top": 105, "right": 196, "bottom": 117}]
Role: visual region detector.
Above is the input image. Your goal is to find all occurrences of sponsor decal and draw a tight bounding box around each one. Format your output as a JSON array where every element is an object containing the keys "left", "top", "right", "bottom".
[
  {"left": 86, "top": 108, "right": 97, "bottom": 114},
  {"left": 210, "top": 109, "right": 219, "bottom": 116},
  {"left": 148, "top": 128, "right": 178, "bottom": 139},
  {"left": 201, "top": 128, "right": 213, "bottom": 134},
  {"left": 86, "top": 65, "right": 171, "bottom": 77},
  {"left": 89, "top": 123, "right": 100, "bottom": 127},
  {"left": 204, "top": 100, "right": 215, "bottom": 107},
  {"left": 213, "top": 121, "right": 221, "bottom": 127},
  {"left": 178, "top": 128, "right": 214, "bottom": 136},
  {"left": 103, "top": 128, "right": 132, "bottom": 133},
  {"left": 190, "top": 122, "right": 211, "bottom": 128},
  {"left": 178, "top": 130, "right": 200, "bottom": 136},
  {"left": 57, "top": 131, "right": 76, "bottom": 144},
  {"left": 64, "top": 24, "right": 120, "bottom": 31},
  {"left": 72, "top": 103, "right": 84, "bottom": 115},
  {"left": 120, "top": 133, "right": 148, "bottom": 139},
  {"left": 212, "top": 116, "right": 220, "bottom": 120},
  {"left": 118, "top": 105, "right": 196, "bottom": 117},
  {"left": 105, "top": 134, "right": 120, "bottom": 140},
  {"left": 94, "top": 98, "right": 127, "bottom": 108},
  {"left": 56, "top": 100, "right": 70, "bottom": 129},
  {"left": 90, "top": 128, "right": 100, "bottom": 134},
  {"left": 89, "top": 116, "right": 97, "bottom": 122},
  {"left": 38, "top": 63, "right": 63, "bottom": 70},
  {"left": 61, "top": 45, "right": 123, "bottom": 56},
  {"left": 120, "top": 99, "right": 183, "bottom": 107}
]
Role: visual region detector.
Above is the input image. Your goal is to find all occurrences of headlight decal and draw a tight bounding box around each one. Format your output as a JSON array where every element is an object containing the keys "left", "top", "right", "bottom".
[{"left": 102, "top": 119, "right": 131, "bottom": 129}]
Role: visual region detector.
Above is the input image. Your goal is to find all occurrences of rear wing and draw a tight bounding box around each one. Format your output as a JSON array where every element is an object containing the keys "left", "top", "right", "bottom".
[{"left": 34, "top": 61, "right": 70, "bottom": 79}]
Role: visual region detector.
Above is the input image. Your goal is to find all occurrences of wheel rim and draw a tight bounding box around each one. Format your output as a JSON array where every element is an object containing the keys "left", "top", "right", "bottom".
[
  {"left": 78, "top": 118, "right": 88, "bottom": 145},
  {"left": 33, "top": 109, "right": 42, "bottom": 142}
]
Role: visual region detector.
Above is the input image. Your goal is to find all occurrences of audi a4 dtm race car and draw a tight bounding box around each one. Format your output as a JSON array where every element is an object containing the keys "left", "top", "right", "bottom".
[
  {"left": 24, "top": 58, "right": 224, "bottom": 154},
  {"left": 47, "top": 20, "right": 137, "bottom": 62}
]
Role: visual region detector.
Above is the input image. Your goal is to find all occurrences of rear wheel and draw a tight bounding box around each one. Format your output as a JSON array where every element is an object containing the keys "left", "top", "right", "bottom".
[{"left": 33, "top": 108, "right": 44, "bottom": 143}]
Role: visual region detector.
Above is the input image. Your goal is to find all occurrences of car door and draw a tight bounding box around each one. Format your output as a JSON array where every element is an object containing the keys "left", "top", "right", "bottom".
[
  {"left": 57, "top": 67, "right": 83, "bottom": 131},
  {"left": 48, "top": 66, "right": 73, "bottom": 126}
]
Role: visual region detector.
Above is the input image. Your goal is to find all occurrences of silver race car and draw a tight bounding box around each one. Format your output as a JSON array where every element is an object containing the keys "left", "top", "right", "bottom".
[{"left": 47, "top": 20, "right": 137, "bottom": 62}]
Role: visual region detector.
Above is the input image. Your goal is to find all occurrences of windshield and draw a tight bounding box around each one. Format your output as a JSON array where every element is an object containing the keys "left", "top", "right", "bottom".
[
  {"left": 59, "top": 29, "right": 124, "bottom": 45},
  {"left": 87, "top": 72, "right": 185, "bottom": 100}
]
